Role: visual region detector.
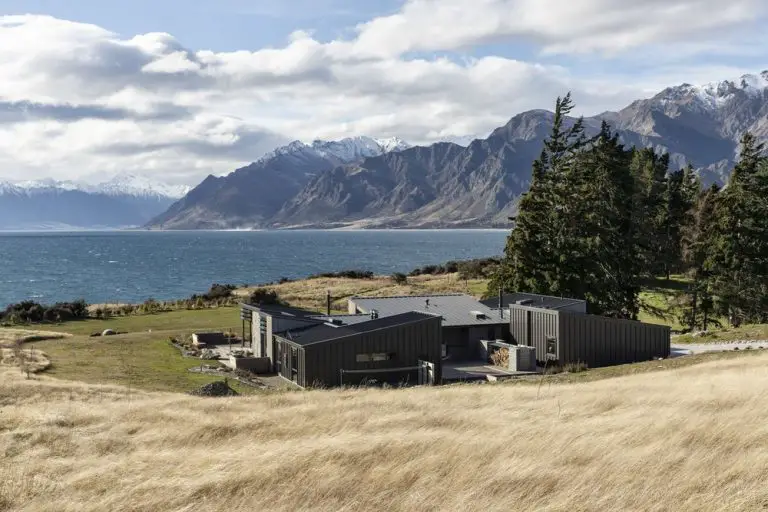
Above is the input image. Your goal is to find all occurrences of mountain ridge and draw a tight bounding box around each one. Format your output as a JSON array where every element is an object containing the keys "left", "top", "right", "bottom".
[
  {"left": 0, "top": 175, "right": 189, "bottom": 229},
  {"left": 149, "top": 69, "right": 768, "bottom": 229}
]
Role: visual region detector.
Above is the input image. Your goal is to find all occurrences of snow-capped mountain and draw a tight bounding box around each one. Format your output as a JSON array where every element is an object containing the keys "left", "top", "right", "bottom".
[
  {"left": 148, "top": 135, "right": 411, "bottom": 229},
  {"left": 87, "top": 174, "right": 190, "bottom": 199},
  {"left": 257, "top": 136, "right": 411, "bottom": 166},
  {"left": 0, "top": 175, "right": 189, "bottom": 199},
  {"left": 0, "top": 175, "right": 187, "bottom": 229},
  {"left": 657, "top": 71, "right": 768, "bottom": 111}
]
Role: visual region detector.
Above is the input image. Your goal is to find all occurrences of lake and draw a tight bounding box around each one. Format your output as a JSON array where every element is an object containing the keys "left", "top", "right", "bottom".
[{"left": 0, "top": 230, "right": 508, "bottom": 307}]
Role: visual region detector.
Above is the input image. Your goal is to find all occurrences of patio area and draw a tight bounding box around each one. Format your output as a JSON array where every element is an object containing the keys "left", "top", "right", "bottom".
[{"left": 442, "top": 360, "right": 538, "bottom": 382}]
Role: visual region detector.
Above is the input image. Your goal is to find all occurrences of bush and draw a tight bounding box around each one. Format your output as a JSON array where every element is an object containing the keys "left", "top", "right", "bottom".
[
  {"left": 0, "top": 298, "right": 90, "bottom": 324},
  {"left": 309, "top": 270, "right": 374, "bottom": 279},
  {"left": 408, "top": 257, "right": 501, "bottom": 279},
  {"left": 391, "top": 272, "right": 408, "bottom": 285},
  {"left": 490, "top": 348, "right": 509, "bottom": 367},
  {"left": 248, "top": 288, "right": 282, "bottom": 306},
  {"left": 201, "top": 283, "right": 237, "bottom": 301}
]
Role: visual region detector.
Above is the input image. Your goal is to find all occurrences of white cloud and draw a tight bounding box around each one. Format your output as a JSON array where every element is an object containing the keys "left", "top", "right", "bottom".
[{"left": 0, "top": 4, "right": 766, "bottom": 185}]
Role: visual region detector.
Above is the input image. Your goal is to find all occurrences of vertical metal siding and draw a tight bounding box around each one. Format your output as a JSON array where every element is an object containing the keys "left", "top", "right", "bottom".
[
  {"left": 509, "top": 305, "right": 559, "bottom": 364},
  {"left": 303, "top": 316, "right": 442, "bottom": 388},
  {"left": 556, "top": 312, "right": 670, "bottom": 367}
]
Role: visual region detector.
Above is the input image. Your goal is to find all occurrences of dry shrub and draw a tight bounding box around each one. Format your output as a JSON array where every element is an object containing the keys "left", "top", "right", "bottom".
[{"left": 490, "top": 347, "right": 509, "bottom": 367}]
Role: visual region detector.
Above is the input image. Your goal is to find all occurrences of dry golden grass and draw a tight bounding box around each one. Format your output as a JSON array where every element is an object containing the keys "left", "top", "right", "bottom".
[
  {"left": 0, "top": 328, "right": 69, "bottom": 346},
  {"left": 2, "top": 354, "right": 768, "bottom": 511},
  {"left": 0, "top": 347, "right": 51, "bottom": 374},
  {"left": 235, "top": 273, "right": 489, "bottom": 312}
]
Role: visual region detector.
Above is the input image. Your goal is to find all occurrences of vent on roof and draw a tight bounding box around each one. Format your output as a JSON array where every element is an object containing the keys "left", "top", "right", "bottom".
[
  {"left": 470, "top": 310, "right": 489, "bottom": 320},
  {"left": 328, "top": 318, "right": 344, "bottom": 326},
  {"left": 516, "top": 299, "right": 533, "bottom": 305},
  {"left": 370, "top": 309, "right": 379, "bottom": 320}
]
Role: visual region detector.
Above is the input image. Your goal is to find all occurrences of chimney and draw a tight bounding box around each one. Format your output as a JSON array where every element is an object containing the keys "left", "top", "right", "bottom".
[{"left": 326, "top": 290, "right": 331, "bottom": 316}]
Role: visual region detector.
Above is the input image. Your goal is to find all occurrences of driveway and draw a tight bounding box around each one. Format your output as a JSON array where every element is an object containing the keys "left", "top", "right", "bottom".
[{"left": 672, "top": 340, "right": 768, "bottom": 356}]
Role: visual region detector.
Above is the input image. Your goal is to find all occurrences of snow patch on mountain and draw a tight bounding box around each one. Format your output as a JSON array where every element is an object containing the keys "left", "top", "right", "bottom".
[
  {"left": 0, "top": 175, "right": 189, "bottom": 199},
  {"left": 256, "top": 136, "right": 411, "bottom": 165},
  {"left": 659, "top": 71, "right": 768, "bottom": 111},
  {"left": 88, "top": 174, "right": 190, "bottom": 199}
]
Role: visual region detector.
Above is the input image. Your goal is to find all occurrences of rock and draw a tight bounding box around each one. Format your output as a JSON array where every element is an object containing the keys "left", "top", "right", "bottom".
[
  {"left": 199, "top": 349, "right": 217, "bottom": 360},
  {"left": 102, "top": 329, "right": 116, "bottom": 336},
  {"left": 190, "top": 381, "right": 238, "bottom": 397}
]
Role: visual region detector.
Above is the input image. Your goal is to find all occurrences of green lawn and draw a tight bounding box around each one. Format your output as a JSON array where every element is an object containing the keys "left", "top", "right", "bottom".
[
  {"left": 30, "top": 331, "right": 258, "bottom": 394},
  {"left": 637, "top": 275, "right": 692, "bottom": 331},
  {"left": 49, "top": 307, "right": 242, "bottom": 336},
  {"left": 673, "top": 324, "right": 768, "bottom": 344}
]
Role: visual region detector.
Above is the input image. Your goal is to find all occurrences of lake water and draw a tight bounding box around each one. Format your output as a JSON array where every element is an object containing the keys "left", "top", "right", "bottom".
[{"left": 0, "top": 230, "right": 508, "bottom": 307}]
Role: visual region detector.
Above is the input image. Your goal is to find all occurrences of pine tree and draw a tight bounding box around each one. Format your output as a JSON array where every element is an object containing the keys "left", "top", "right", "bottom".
[
  {"left": 661, "top": 166, "right": 700, "bottom": 279},
  {"left": 576, "top": 122, "right": 639, "bottom": 318},
  {"left": 629, "top": 148, "right": 670, "bottom": 278},
  {"left": 491, "top": 93, "right": 585, "bottom": 296},
  {"left": 706, "top": 133, "right": 768, "bottom": 325},
  {"left": 679, "top": 184, "right": 719, "bottom": 331}
]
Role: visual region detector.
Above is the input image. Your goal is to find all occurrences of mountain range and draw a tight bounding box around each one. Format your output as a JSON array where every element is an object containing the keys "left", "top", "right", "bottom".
[
  {"left": 0, "top": 175, "right": 189, "bottom": 230},
  {"left": 4, "top": 71, "right": 768, "bottom": 230},
  {"left": 147, "top": 71, "right": 768, "bottom": 230}
]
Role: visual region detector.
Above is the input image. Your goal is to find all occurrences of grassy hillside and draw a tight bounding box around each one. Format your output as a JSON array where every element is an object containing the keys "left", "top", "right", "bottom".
[{"left": 3, "top": 354, "right": 768, "bottom": 511}]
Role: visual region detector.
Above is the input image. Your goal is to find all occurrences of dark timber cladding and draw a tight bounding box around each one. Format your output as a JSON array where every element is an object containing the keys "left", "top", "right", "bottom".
[
  {"left": 508, "top": 305, "right": 670, "bottom": 367},
  {"left": 275, "top": 312, "right": 442, "bottom": 388}
]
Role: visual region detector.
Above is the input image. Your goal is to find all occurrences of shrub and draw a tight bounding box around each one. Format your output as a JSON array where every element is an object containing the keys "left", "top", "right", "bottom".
[
  {"left": 0, "top": 299, "right": 90, "bottom": 324},
  {"left": 490, "top": 348, "right": 509, "bottom": 367},
  {"left": 391, "top": 272, "right": 408, "bottom": 285},
  {"left": 202, "top": 284, "right": 237, "bottom": 301},
  {"left": 248, "top": 288, "right": 282, "bottom": 306},
  {"left": 309, "top": 270, "right": 374, "bottom": 279}
]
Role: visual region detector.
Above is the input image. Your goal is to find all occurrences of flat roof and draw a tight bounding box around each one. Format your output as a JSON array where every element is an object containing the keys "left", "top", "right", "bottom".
[
  {"left": 349, "top": 294, "right": 506, "bottom": 327},
  {"left": 241, "top": 303, "right": 318, "bottom": 318},
  {"left": 481, "top": 293, "right": 587, "bottom": 311},
  {"left": 277, "top": 311, "right": 440, "bottom": 346}
]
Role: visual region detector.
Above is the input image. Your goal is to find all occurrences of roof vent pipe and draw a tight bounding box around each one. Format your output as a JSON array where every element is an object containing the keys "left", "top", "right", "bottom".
[{"left": 370, "top": 309, "right": 379, "bottom": 320}]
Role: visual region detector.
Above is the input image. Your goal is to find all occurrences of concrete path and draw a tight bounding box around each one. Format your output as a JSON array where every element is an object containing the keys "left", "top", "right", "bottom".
[{"left": 672, "top": 340, "right": 768, "bottom": 356}]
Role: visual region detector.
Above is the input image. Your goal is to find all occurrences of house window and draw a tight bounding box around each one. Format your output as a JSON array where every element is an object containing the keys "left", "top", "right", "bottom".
[
  {"left": 356, "top": 353, "right": 393, "bottom": 362},
  {"left": 258, "top": 316, "right": 267, "bottom": 338}
]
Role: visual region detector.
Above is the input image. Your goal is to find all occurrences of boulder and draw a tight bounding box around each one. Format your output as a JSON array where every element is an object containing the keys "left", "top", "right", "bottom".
[
  {"left": 190, "top": 380, "right": 238, "bottom": 397},
  {"left": 102, "top": 329, "right": 117, "bottom": 337}
]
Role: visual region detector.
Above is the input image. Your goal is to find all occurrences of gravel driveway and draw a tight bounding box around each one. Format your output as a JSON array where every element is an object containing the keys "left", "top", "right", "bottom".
[{"left": 672, "top": 340, "right": 768, "bottom": 356}]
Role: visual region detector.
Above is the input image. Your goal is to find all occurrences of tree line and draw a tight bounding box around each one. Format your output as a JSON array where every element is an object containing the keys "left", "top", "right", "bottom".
[{"left": 489, "top": 94, "right": 768, "bottom": 330}]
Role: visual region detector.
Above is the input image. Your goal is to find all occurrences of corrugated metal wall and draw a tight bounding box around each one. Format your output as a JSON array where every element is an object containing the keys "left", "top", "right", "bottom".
[
  {"left": 509, "top": 305, "right": 671, "bottom": 367},
  {"left": 508, "top": 305, "right": 560, "bottom": 362},
  {"left": 558, "top": 312, "right": 670, "bottom": 367},
  {"left": 303, "top": 316, "right": 442, "bottom": 388}
]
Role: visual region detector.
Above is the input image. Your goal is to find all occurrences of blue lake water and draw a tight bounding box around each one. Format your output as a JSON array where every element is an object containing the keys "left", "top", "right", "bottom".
[{"left": 0, "top": 230, "right": 508, "bottom": 307}]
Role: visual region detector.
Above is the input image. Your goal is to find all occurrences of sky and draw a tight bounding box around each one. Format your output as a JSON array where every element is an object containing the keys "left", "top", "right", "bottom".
[{"left": 0, "top": 0, "right": 767, "bottom": 186}]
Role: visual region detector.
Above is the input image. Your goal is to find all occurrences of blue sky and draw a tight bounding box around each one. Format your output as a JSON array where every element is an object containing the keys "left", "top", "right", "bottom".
[
  {"left": 0, "top": 0, "right": 402, "bottom": 51},
  {"left": 0, "top": 0, "right": 766, "bottom": 185}
]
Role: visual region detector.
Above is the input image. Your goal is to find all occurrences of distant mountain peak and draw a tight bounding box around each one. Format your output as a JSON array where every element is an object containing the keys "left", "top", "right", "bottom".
[
  {"left": 657, "top": 70, "right": 768, "bottom": 110},
  {"left": 373, "top": 136, "right": 411, "bottom": 152},
  {"left": 92, "top": 173, "right": 190, "bottom": 199},
  {"left": 256, "top": 136, "right": 411, "bottom": 166},
  {"left": 0, "top": 175, "right": 190, "bottom": 199}
]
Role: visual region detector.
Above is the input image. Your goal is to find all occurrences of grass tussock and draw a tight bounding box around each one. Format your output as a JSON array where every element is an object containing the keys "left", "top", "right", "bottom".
[{"left": 2, "top": 355, "right": 768, "bottom": 511}]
